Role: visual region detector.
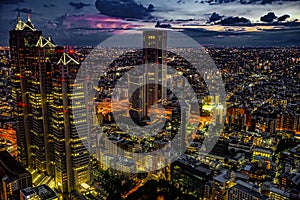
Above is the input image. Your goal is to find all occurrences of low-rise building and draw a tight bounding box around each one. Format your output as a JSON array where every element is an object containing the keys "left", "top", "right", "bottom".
[
  {"left": 0, "top": 151, "right": 32, "bottom": 200},
  {"left": 20, "top": 184, "right": 57, "bottom": 200},
  {"left": 228, "top": 180, "right": 265, "bottom": 200}
]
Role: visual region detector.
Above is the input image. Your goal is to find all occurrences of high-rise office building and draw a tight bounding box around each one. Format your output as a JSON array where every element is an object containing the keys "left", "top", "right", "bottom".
[
  {"left": 129, "top": 30, "right": 167, "bottom": 123},
  {"left": 29, "top": 35, "right": 57, "bottom": 176},
  {"left": 50, "top": 52, "right": 89, "bottom": 193},
  {"left": 142, "top": 30, "right": 167, "bottom": 120},
  {"left": 10, "top": 12, "right": 42, "bottom": 168},
  {"left": 9, "top": 13, "right": 90, "bottom": 194}
]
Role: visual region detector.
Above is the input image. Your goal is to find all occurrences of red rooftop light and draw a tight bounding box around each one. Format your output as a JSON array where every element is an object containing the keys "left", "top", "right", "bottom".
[{"left": 69, "top": 49, "right": 75, "bottom": 54}]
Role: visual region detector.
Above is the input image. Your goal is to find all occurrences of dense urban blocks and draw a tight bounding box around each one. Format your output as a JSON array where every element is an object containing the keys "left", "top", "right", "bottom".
[{"left": 0, "top": 12, "right": 300, "bottom": 200}]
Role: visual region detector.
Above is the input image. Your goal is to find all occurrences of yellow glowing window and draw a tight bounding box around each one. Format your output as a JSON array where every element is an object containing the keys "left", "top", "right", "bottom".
[{"left": 148, "top": 35, "right": 156, "bottom": 40}]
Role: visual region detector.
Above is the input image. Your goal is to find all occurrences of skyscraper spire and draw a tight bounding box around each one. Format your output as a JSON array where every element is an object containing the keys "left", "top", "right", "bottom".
[
  {"left": 27, "top": 13, "right": 31, "bottom": 22},
  {"left": 15, "top": 11, "right": 22, "bottom": 30},
  {"left": 17, "top": 10, "right": 20, "bottom": 21},
  {"left": 25, "top": 12, "right": 35, "bottom": 30}
]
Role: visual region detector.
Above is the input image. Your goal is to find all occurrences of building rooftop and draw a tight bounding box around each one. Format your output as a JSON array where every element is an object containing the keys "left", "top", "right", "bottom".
[
  {"left": 214, "top": 171, "right": 232, "bottom": 183},
  {"left": 175, "top": 156, "right": 212, "bottom": 176},
  {"left": 269, "top": 187, "right": 290, "bottom": 197},
  {"left": 0, "top": 150, "right": 30, "bottom": 178},
  {"left": 20, "top": 187, "right": 36, "bottom": 199},
  {"left": 253, "top": 147, "right": 273, "bottom": 154},
  {"left": 290, "top": 173, "right": 300, "bottom": 187},
  {"left": 232, "top": 180, "right": 264, "bottom": 199},
  {"left": 235, "top": 172, "right": 249, "bottom": 181},
  {"left": 35, "top": 184, "right": 57, "bottom": 200},
  {"left": 20, "top": 184, "right": 57, "bottom": 200}
]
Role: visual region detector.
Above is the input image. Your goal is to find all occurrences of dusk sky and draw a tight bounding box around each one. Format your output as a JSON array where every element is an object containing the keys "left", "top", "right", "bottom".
[{"left": 0, "top": 0, "right": 299, "bottom": 46}]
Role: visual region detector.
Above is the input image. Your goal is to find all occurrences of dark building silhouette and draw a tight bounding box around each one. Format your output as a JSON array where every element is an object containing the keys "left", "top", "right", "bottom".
[{"left": 0, "top": 150, "right": 32, "bottom": 200}]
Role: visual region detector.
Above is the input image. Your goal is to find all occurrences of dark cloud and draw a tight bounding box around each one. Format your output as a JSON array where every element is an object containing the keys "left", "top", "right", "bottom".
[
  {"left": 207, "top": 12, "right": 250, "bottom": 25},
  {"left": 184, "top": 28, "right": 300, "bottom": 47},
  {"left": 0, "top": 0, "right": 24, "bottom": 5},
  {"left": 175, "top": 19, "right": 194, "bottom": 22},
  {"left": 207, "top": 12, "right": 223, "bottom": 23},
  {"left": 261, "top": 0, "right": 273, "bottom": 4},
  {"left": 95, "top": 0, "right": 154, "bottom": 19},
  {"left": 68, "top": 2, "right": 91, "bottom": 9},
  {"left": 148, "top": 4, "right": 155, "bottom": 12},
  {"left": 218, "top": 16, "right": 250, "bottom": 25},
  {"left": 13, "top": 8, "right": 32, "bottom": 13},
  {"left": 278, "top": 14, "right": 290, "bottom": 22},
  {"left": 260, "top": 12, "right": 277, "bottom": 23},
  {"left": 177, "top": 0, "right": 186, "bottom": 4},
  {"left": 43, "top": 4, "right": 55, "bottom": 8}
]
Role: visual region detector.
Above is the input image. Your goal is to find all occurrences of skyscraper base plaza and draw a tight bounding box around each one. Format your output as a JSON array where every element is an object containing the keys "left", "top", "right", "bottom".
[{"left": 0, "top": 12, "right": 300, "bottom": 200}]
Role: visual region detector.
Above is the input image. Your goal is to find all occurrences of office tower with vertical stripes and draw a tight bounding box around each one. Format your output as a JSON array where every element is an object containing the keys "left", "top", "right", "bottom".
[
  {"left": 50, "top": 52, "right": 89, "bottom": 193},
  {"left": 10, "top": 13, "right": 42, "bottom": 168},
  {"left": 9, "top": 13, "right": 90, "bottom": 194},
  {"left": 142, "top": 30, "right": 167, "bottom": 120},
  {"left": 129, "top": 30, "right": 167, "bottom": 124}
]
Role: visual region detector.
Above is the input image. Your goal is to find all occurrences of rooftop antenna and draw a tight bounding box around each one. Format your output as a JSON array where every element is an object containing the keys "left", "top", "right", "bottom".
[
  {"left": 17, "top": 10, "right": 20, "bottom": 21},
  {"left": 15, "top": 10, "right": 22, "bottom": 30},
  {"left": 27, "top": 13, "right": 31, "bottom": 22}
]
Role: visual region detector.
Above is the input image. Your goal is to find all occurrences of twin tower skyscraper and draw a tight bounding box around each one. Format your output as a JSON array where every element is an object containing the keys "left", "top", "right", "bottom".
[{"left": 9, "top": 13, "right": 90, "bottom": 193}]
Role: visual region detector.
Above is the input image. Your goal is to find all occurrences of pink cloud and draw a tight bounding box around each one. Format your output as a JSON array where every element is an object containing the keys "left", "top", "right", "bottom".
[{"left": 61, "top": 14, "right": 142, "bottom": 30}]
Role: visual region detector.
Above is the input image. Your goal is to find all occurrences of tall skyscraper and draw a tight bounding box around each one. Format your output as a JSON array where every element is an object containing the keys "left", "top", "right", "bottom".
[
  {"left": 50, "top": 52, "right": 89, "bottom": 193},
  {"left": 129, "top": 30, "right": 167, "bottom": 124},
  {"left": 10, "top": 12, "right": 42, "bottom": 168},
  {"left": 142, "top": 30, "right": 167, "bottom": 120},
  {"left": 9, "top": 13, "right": 90, "bottom": 194},
  {"left": 29, "top": 34, "right": 57, "bottom": 176}
]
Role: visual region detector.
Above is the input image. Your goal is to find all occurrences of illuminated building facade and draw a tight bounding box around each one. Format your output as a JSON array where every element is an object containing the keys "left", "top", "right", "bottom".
[
  {"left": 269, "top": 187, "right": 290, "bottom": 200},
  {"left": 9, "top": 12, "right": 42, "bottom": 167},
  {"left": 10, "top": 13, "right": 59, "bottom": 176},
  {"left": 171, "top": 159, "right": 212, "bottom": 198},
  {"left": 252, "top": 147, "right": 273, "bottom": 159},
  {"left": 28, "top": 35, "right": 56, "bottom": 176},
  {"left": 294, "top": 114, "right": 300, "bottom": 134},
  {"left": 9, "top": 13, "right": 90, "bottom": 194},
  {"left": 142, "top": 30, "right": 167, "bottom": 119},
  {"left": 130, "top": 30, "right": 167, "bottom": 123},
  {"left": 212, "top": 171, "right": 235, "bottom": 200},
  {"left": 50, "top": 52, "right": 90, "bottom": 193},
  {"left": 227, "top": 180, "right": 265, "bottom": 200}
]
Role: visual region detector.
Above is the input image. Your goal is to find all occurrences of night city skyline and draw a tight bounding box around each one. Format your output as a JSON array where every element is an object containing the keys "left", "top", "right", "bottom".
[{"left": 0, "top": 1, "right": 300, "bottom": 200}]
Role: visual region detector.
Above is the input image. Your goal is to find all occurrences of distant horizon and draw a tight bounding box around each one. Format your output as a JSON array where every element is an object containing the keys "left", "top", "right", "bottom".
[{"left": 2, "top": 28, "right": 300, "bottom": 47}]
